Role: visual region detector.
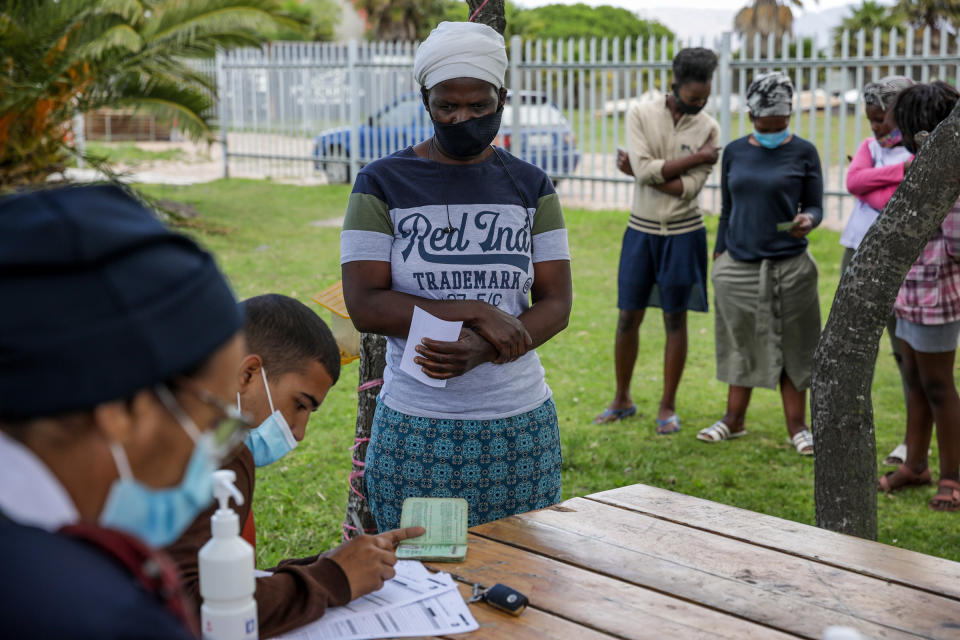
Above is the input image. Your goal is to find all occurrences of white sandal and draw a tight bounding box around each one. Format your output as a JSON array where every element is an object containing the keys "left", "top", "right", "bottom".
[
  {"left": 791, "top": 429, "right": 814, "bottom": 456},
  {"left": 882, "top": 443, "right": 931, "bottom": 466},
  {"left": 884, "top": 442, "right": 908, "bottom": 466},
  {"left": 697, "top": 420, "right": 747, "bottom": 443}
]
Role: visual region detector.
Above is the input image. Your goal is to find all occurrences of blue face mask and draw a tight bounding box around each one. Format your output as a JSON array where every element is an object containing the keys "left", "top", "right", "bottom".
[
  {"left": 242, "top": 366, "right": 298, "bottom": 467},
  {"left": 99, "top": 385, "right": 217, "bottom": 547},
  {"left": 754, "top": 128, "right": 791, "bottom": 149}
]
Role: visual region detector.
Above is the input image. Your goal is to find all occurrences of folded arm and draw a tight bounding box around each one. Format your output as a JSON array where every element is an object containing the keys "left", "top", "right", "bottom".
[{"left": 846, "top": 139, "right": 908, "bottom": 209}]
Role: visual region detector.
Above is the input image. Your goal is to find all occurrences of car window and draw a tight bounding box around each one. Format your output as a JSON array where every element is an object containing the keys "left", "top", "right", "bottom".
[
  {"left": 501, "top": 104, "right": 568, "bottom": 128},
  {"left": 377, "top": 100, "right": 428, "bottom": 127}
]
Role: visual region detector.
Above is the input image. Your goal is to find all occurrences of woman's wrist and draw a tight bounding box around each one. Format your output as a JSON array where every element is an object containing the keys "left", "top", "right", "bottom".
[
  {"left": 466, "top": 327, "right": 499, "bottom": 364},
  {"left": 463, "top": 300, "right": 486, "bottom": 327}
]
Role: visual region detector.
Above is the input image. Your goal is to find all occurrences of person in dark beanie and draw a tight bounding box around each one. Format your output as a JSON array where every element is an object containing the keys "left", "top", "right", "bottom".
[
  {"left": 0, "top": 184, "right": 248, "bottom": 639},
  {"left": 596, "top": 47, "right": 721, "bottom": 433}
]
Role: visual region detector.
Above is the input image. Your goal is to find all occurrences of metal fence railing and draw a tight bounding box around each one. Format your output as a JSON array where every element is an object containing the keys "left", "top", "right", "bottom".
[{"left": 214, "top": 29, "right": 960, "bottom": 222}]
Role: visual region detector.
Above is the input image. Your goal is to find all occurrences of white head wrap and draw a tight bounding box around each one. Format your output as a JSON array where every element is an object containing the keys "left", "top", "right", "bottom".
[{"left": 413, "top": 22, "right": 507, "bottom": 90}]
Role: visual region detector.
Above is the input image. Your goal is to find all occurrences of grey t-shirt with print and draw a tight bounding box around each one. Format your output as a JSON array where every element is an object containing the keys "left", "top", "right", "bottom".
[{"left": 340, "top": 146, "right": 570, "bottom": 420}]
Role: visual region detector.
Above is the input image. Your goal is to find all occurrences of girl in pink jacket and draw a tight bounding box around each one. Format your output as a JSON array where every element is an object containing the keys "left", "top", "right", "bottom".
[{"left": 840, "top": 75, "right": 915, "bottom": 466}]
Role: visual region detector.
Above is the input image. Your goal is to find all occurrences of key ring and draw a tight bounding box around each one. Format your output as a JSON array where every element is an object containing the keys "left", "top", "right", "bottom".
[{"left": 467, "top": 583, "right": 488, "bottom": 603}]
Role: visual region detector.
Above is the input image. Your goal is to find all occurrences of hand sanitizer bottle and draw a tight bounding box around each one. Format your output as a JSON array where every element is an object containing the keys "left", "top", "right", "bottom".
[
  {"left": 199, "top": 470, "right": 258, "bottom": 640},
  {"left": 822, "top": 627, "right": 864, "bottom": 640}
]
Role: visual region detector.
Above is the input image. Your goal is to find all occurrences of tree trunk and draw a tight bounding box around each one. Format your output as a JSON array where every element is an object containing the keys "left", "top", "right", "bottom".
[
  {"left": 812, "top": 102, "right": 960, "bottom": 538},
  {"left": 466, "top": 0, "right": 506, "bottom": 35},
  {"left": 343, "top": 332, "right": 386, "bottom": 540}
]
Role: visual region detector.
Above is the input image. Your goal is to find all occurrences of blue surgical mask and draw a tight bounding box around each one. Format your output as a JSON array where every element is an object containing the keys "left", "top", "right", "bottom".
[
  {"left": 754, "top": 128, "right": 791, "bottom": 149},
  {"left": 242, "top": 366, "right": 297, "bottom": 467},
  {"left": 99, "top": 385, "right": 217, "bottom": 547}
]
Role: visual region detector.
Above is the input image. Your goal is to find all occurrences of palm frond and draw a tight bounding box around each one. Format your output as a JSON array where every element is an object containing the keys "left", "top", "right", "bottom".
[
  {"left": 98, "top": 0, "right": 146, "bottom": 24},
  {"left": 75, "top": 23, "right": 144, "bottom": 61},
  {"left": 142, "top": 0, "right": 303, "bottom": 50},
  {"left": 3, "top": 0, "right": 299, "bottom": 187},
  {"left": 139, "top": 56, "right": 218, "bottom": 93}
]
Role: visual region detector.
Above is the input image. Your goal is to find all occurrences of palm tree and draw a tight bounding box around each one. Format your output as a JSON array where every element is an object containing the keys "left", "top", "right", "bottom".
[
  {"left": 0, "top": 0, "right": 301, "bottom": 189},
  {"left": 831, "top": 1, "right": 906, "bottom": 56},
  {"left": 897, "top": 0, "right": 960, "bottom": 31},
  {"left": 895, "top": 0, "right": 960, "bottom": 55},
  {"left": 352, "top": 0, "right": 458, "bottom": 41},
  {"left": 734, "top": 0, "right": 817, "bottom": 57}
]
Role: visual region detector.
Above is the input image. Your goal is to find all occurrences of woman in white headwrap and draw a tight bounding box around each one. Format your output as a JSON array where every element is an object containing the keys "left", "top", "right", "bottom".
[
  {"left": 341, "top": 22, "right": 572, "bottom": 530},
  {"left": 698, "top": 71, "right": 824, "bottom": 456}
]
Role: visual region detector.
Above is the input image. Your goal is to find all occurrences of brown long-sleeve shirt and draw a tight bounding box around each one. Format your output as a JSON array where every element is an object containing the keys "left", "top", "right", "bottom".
[{"left": 165, "top": 446, "right": 351, "bottom": 639}]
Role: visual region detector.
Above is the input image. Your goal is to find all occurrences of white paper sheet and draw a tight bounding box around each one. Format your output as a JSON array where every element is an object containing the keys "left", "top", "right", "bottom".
[
  {"left": 315, "top": 567, "right": 451, "bottom": 623},
  {"left": 276, "top": 566, "right": 478, "bottom": 640},
  {"left": 399, "top": 306, "right": 463, "bottom": 388}
]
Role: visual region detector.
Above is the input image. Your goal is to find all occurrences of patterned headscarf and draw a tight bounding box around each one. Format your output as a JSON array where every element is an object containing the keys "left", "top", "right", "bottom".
[
  {"left": 746, "top": 72, "right": 794, "bottom": 117},
  {"left": 863, "top": 75, "right": 916, "bottom": 111}
]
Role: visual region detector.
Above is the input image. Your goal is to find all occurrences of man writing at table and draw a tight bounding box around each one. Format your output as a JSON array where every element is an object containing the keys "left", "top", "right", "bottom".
[
  {"left": 594, "top": 47, "right": 721, "bottom": 435},
  {"left": 166, "top": 294, "right": 423, "bottom": 638}
]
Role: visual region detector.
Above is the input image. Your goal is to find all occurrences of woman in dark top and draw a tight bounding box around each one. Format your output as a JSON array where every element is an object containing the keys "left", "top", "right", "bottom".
[{"left": 697, "top": 72, "right": 824, "bottom": 456}]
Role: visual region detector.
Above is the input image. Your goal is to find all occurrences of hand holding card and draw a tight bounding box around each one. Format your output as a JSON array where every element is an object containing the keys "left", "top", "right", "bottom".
[{"left": 396, "top": 497, "right": 468, "bottom": 562}]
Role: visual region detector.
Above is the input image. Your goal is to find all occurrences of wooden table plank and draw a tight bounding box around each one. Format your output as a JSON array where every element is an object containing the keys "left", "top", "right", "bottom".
[
  {"left": 435, "top": 582, "right": 619, "bottom": 640},
  {"left": 427, "top": 535, "right": 798, "bottom": 639},
  {"left": 588, "top": 483, "right": 960, "bottom": 602},
  {"left": 471, "top": 499, "right": 960, "bottom": 640}
]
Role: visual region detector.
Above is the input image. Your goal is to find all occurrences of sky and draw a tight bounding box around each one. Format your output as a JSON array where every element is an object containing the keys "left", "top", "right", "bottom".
[
  {"left": 514, "top": 0, "right": 884, "bottom": 13},
  {"left": 512, "top": 0, "right": 900, "bottom": 42}
]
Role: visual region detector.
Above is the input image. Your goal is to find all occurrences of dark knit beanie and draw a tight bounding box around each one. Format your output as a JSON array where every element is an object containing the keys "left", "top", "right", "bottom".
[{"left": 0, "top": 185, "right": 242, "bottom": 420}]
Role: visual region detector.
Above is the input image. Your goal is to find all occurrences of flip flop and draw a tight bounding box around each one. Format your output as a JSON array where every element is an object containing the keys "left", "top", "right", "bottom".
[
  {"left": 696, "top": 420, "right": 747, "bottom": 443},
  {"left": 883, "top": 442, "right": 908, "bottom": 466},
  {"left": 594, "top": 404, "right": 637, "bottom": 424},
  {"left": 790, "top": 429, "right": 814, "bottom": 456},
  {"left": 882, "top": 443, "right": 931, "bottom": 466},
  {"left": 655, "top": 414, "right": 681, "bottom": 435}
]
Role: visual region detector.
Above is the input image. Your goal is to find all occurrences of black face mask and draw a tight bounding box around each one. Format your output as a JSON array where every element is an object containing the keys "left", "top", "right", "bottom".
[
  {"left": 430, "top": 105, "right": 504, "bottom": 158},
  {"left": 673, "top": 86, "right": 705, "bottom": 116}
]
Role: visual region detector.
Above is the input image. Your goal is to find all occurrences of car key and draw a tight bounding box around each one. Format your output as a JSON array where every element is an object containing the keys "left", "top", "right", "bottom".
[{"left": 467, "top": 583, "right": 528, "bottom": 616}]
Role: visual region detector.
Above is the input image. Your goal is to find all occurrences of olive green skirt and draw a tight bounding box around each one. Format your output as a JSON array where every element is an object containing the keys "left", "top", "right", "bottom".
[{"left": 712, "top": 251, "right": 821, "bottom": 390}]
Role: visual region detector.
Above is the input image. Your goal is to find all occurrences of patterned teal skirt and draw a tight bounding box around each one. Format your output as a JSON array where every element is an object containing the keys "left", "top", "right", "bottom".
[{"left": 365, "top": 398, "right": 562, "bottom": 532}]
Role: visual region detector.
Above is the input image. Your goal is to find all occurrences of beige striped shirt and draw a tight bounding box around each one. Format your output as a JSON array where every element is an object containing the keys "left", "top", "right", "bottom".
[{"left": 625, "top": 98, "right": 720, "bottom": 236}]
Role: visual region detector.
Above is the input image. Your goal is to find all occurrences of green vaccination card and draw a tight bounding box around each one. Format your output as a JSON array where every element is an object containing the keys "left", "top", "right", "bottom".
[
  {"left": 396, "top": 497, "right": 468, "bottom": 562},
  {"left": 776, "top": 220, "right": 800, "bottom": 232}
]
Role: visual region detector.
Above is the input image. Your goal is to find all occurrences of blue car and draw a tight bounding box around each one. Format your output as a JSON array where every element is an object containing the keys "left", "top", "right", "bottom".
[{"left": 313, "top": 91, "right": 580, "bottom": 183}]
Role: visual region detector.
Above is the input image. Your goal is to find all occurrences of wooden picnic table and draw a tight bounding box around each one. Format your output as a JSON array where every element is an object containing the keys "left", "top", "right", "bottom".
[{"left": 424, "top": 483, "right": 960, "bottom": 639}]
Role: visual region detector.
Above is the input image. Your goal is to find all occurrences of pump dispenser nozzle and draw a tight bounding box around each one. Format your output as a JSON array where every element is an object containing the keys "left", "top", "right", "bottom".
[
  {"left": 213, "top": 470, "right": 244, "bottom": 511},
  {"left": 209, "top": 470, "right": 243, "bottom": 540}
]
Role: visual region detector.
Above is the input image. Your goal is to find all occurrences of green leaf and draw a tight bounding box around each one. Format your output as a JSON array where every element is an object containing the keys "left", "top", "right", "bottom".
[{"left": 76, "top": 24, "right": 144, "bottom": 59}]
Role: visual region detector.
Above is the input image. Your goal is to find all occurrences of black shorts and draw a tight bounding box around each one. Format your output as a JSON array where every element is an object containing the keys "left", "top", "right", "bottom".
[{"left": 617, "top": 226, "right": 708, "bottom": 313}]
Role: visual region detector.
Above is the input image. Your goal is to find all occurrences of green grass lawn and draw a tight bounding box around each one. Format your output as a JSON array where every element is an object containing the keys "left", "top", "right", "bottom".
[
  {"left": 75, "top": 142, "right": 196, "bottom": 167},
  {"left": 140, "top": 179, "right": 960, "bottom": 568}
]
